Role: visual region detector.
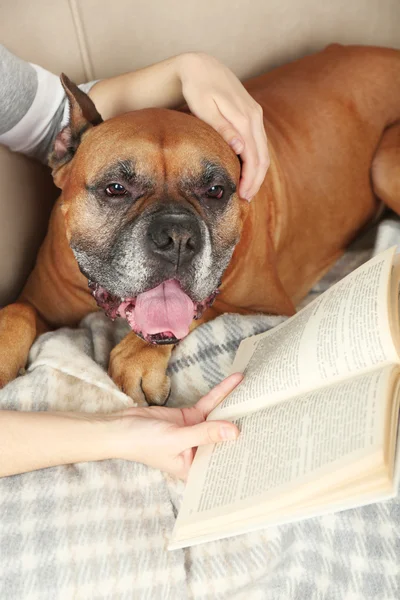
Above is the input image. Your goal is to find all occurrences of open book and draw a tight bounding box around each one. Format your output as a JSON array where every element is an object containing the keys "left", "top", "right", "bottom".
[{"left": 169, "top": 246, "right": 400, "bottom": 550}]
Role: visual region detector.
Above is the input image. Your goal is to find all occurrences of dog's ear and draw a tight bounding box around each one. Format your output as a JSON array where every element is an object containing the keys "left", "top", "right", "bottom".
[{"left": 49, "top": 74, "right": 103, "bottom": 185}]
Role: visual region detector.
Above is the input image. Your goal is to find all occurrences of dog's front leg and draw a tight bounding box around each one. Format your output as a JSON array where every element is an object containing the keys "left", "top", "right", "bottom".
[
  {"left": 108, "top": 332, "right": 173, "bottom": 406},
  {"left": 0, "top": 302, "right": 47, "bottom": 388}
]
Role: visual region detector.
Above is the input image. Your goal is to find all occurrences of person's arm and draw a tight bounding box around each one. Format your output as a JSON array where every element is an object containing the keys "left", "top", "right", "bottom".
[
  {"left": 89, "top": 52, "right": 269, "bottom": 201},
  {"left": 0, "top": 410, "right": 111, "bottom": 477},
  {"left": 88, "top": 54, "right": 184, "bottom": 116},
  {"left": 0, "top": 373, "right": 242, "bottom": 479}
]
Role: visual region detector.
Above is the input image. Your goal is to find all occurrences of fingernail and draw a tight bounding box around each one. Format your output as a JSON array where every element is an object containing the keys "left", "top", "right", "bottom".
[
  {"left": 220, "top": 426, "right": 238, "bottom": 440},
  {"left": 241, "top": 192, "right": 252, "bottom": 202},
  {"left": 230, "top": 138, "right": 243, "bottom": 153}
]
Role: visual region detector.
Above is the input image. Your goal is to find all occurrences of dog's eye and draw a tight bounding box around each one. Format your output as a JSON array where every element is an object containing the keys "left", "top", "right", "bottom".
[
  {"left": 105, "top": 183, "right": 127, "bottom": 197},
  {"left": 206, "top": 185, "right": 224, "bottom": 199}
]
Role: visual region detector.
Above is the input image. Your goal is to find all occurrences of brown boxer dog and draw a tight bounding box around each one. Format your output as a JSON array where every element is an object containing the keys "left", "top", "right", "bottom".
[{"left": 1, "top": 44, "right": 400, "bottom": 406}]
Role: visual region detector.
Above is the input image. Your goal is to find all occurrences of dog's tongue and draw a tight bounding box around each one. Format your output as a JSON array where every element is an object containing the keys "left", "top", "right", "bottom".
[{"left": 134, "top": 279, "right": 194, "bottom": 339}]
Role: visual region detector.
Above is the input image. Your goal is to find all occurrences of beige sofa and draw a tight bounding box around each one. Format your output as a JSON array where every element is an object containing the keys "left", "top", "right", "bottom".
[{"left": 1, "top": 0, "right": 399, "bottom": 305}]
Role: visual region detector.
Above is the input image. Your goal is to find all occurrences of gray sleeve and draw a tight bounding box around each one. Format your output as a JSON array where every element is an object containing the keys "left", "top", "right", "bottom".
[
  {"left": 0, "top": 45, "right": 38, "bottom": 135},
  {"left": 0, "top": 44, "right": 98, "bottom": 165}
]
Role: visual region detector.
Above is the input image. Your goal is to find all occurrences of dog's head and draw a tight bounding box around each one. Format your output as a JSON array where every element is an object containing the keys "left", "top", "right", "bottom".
[{"left": 50, "top": 75, "right": 248, "bottom": 344}]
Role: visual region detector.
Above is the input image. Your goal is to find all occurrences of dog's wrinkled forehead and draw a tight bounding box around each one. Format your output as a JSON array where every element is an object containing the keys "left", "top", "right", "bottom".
[{"left": 71, "top": 108, "right": 241, "bottom": 190}]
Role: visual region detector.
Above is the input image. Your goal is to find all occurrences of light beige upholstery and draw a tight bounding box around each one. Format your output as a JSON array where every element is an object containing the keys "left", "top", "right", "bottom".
[{"left": 0, "top": 0, "right": 399, "bottom": 304}]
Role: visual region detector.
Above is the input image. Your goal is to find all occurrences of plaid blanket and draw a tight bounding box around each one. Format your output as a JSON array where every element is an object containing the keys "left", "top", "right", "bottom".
[{"left": 1, "top": 215, "right": 400, "bottom": 599}]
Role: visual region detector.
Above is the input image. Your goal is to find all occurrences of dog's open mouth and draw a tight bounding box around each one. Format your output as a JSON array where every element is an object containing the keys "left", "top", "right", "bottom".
[{"left": 88, "top": 279, "right": 219, "bottom": 345}]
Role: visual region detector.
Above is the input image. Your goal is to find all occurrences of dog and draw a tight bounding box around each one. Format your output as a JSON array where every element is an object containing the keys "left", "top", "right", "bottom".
[{"left": 0, "top": 44, "right": 399, "bottom": 406}]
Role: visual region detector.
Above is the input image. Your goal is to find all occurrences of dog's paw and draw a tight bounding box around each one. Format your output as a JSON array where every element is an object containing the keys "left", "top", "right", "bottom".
[
  {"left": 0, "top": 371, "right": 13, "bottom": 390},
  {"left": 108, "top": 332, "right": 173, "bottom": 406},
  {"left": 0, "top": 357, "right": 27, "bottom": 389},
  {"left": 0, "top": 354, "right": 27, "bottom": 390},
  {"left": 0, "top": 303, "right": 40, "bottom": 390}
]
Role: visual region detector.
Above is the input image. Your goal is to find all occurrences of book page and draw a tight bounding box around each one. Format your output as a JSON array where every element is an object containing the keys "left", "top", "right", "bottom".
[
  {"left": 211, "top": 247, "right": 399, "bottom": 421},
  {"left": 172, "top": 367, "right": 393, "bottom": 544}
]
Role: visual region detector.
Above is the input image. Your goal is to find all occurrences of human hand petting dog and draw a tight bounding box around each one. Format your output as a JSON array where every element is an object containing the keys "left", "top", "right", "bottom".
[
  {"left": 0, "top": 374, "right": 242, "bottom": 479},
  {"left": 89, "top": 51, "right": 269, "bottom": 201},
  {"left": 179, "top": 53, "right": 270, "bottom": 201}
]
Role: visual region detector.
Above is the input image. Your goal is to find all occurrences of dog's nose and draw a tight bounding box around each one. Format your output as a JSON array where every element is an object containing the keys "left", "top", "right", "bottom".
[{"left": 147, "top": 213, "right": 202, "bottom": 266}]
